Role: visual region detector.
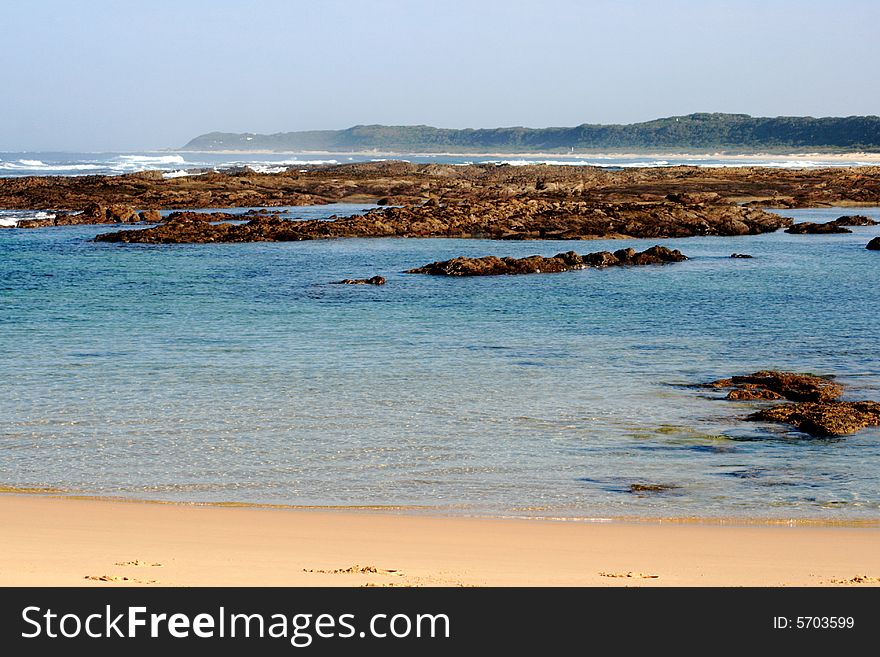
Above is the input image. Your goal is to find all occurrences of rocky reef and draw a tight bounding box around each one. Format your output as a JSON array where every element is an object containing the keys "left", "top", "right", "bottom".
[
  {"left": 867, "top": 237, "right": 880, "bottom": 250},
  {"left": 94, "top": 199, "right": 789, "bottom": 244},
  {"left": 4, "top": 161, "right": 880, "bottom": 212},
  {"left": 406, "top": 245, "right": 687, "bottom": 276},
  {"left": 707, "top": 370, "right": 880, "bottom": 436}
]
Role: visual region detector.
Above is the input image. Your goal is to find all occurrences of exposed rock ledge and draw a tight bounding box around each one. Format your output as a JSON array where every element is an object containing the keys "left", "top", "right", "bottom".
[
  {"left": 707, "top": 370, "right": 880, "bottom": 436},
  {"left": 406, "top": 245, "right": 686, "bottom": 276},
  {"left": 784, "top": 215, "right": 878, "bottom": 235},
  {"left": 94, "top": 199, "right": 789, "bottom": 244}
]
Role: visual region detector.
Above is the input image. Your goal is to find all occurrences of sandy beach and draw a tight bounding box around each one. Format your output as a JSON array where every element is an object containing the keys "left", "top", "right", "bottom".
[{"left": 2, "top": 494, "right": 878, "bottom": 587}]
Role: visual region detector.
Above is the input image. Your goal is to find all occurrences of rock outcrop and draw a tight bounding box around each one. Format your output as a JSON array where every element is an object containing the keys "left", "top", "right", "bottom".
[
  {"left": 707, "top": 370, "right": 880, "bottom": 436},
  {"left": 867, "top": 237, "right": 880, "bottom": 250},
  {"left": 406, "top": 245, "right": 687, "bottom": 276}
]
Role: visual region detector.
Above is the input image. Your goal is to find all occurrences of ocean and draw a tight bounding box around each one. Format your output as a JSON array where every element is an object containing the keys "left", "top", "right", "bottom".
[{"left": 1, "top": 203, "right": 878, "bottom": 520}]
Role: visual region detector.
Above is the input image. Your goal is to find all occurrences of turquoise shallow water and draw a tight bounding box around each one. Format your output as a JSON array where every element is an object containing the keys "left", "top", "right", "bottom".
[{"left": 1, "top": 206, "right": 879, "bottom": 519}]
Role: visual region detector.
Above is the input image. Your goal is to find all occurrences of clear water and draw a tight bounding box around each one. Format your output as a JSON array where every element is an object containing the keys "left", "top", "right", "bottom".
[
  {"left": 1, "top": 207, "right": 879, "bottom": 519},
  {"left": 0, "top": 151, "right": 876, "bottom": 178}
]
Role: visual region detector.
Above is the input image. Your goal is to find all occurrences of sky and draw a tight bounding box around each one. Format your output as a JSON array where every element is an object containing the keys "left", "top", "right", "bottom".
[{"left": 1, "top": 0, "right": 878, "bottom": 151}]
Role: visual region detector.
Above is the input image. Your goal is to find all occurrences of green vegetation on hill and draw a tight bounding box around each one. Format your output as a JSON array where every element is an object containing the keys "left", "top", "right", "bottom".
[{"left": 182, "top": 113, "right": 880, "bottom": 153}]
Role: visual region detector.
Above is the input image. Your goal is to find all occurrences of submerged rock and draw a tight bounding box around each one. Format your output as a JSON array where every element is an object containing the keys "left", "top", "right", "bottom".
[
  {"left": 730, "top": 253, "right": 753, "bottom": 258},
  {"left": 629, "top": 483, "right": 678, "bottom": 494},
  {"left": 334, "top": 276, "right": 386, "bottom": 285},
  {"left": 867, "top": 237, "right": 880, "bottom": 250},
  {"left": 406, "top": 245, "right": 687, "bottom": 276}
]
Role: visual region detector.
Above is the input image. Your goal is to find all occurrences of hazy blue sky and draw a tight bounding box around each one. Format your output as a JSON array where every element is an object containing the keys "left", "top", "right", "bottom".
[{"left": 1, "top": 0, "right": 878, "bottom": 151}]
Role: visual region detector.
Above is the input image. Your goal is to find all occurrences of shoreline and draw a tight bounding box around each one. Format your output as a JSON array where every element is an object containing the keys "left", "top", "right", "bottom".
[
  {"left": 2, "top": 493, "right": 878, "bottom": 586},
  {"left": 2, "top": 488, "right": 879, "bottom": 528}
]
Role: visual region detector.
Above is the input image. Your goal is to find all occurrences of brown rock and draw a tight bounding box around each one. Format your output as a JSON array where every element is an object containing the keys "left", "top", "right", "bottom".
[
  {"left": 104, "top": 204, "right": 139, "bottom": 223},
  {"left": 138, "top": 210, "right": 162, "bottom": 223},
  {"left": 707, "top": 370, "right": 843, "bottom": 403},
  {"left": 726, "top": 388, "right": 784, "bottom": 401},
  {"left": 583, "top": 251, "right": 619, "bottom": 267},
  {"left": 708, "top": 370, "right": 880, "bottom": 436}
]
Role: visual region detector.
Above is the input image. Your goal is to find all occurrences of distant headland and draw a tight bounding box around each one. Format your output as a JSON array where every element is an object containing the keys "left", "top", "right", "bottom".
[{"left": 182, "top": 113, "right": 880, "bottom": 154}]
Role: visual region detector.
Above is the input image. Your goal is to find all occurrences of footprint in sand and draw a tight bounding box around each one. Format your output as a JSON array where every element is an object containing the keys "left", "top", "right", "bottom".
[
  {"left": 361, "top": 582, "right": 406, "bottom": 587},
  {"left": 303, "top": 564, "right": 403, "bottom": 576},
  {"left": 84, "top": 575, "right": 159, "bottom": 584},
  {"left": 827, "top": 575, "right": 880, "bottom": 585},
  {"left": 114, "top": 560, "right": 163, "bottom": 567},
  {"left": 599, "top": 571, "right": 659, "bottom": 579}
]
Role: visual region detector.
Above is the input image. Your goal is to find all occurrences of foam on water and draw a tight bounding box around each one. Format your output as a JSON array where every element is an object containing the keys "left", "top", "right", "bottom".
[
  {"left": 0, "top": 210, "right": 56, "bottom": 227},
  {"left": 245, "top": 159, "right": 341, "bottom": 173},
  {"left": 246, "top": 165, "right": 289, "bottom": 174},
  {"left": 162, "top": 169, "right": 206, "bottom": 179},
  {"left": 276, "top": 159, "right": 340, "bottom": 165},
  {"left": 117, "top": 154, "right": 187, "bottom": 165},
  {"left": 2, "top": 152, "right": 876, "bottom": 178},
  {"left": 0, "top": 159, "right": 105, "bottom": 172}
]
